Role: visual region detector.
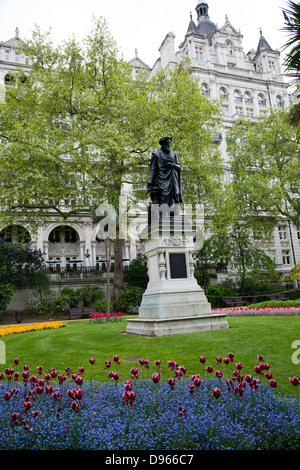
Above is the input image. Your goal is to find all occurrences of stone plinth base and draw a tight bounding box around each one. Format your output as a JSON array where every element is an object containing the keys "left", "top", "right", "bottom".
[
  {"left": 126, "top": 313, "right": 228, "bottom": 337},
  {"left": 125, "top": 216, "right": 228, "bottom": 337}
]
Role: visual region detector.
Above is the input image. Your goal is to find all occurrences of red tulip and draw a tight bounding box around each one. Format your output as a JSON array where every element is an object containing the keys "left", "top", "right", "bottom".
[
  {"left": 206, "top": 366, "right": 213, "bottom": 373},
  {"left": 228, "top": 353, "right": 234, "bottom": 362},
  {"left": 265, "top": 371, "right": 272, "bottom": 379},
  {"left": 199, "top": 356, "right": 206, "bottom": 364},
  {"left": 168, "top": 377, "right": 175, "bottom": 390},
  {"left": 235, "top": 362, "right": 244, "bottom": 370},
  {"left": 113, "top": 355, "right": 120, "bottom": 364},
  {"left": 269, "top": 379, "right": 278, "bottom": 388},
  {"left": 212, "top": 387, "right": 221, "bottom": 399},
  {"left": 89, "top": 358, "right": 95, "bottom": 365},
  {"left": 13, "top": 358, "right": 19, "bottom": 365},
  {"left": 78, "top": 367, "right": 84, "bottom": 374},
  {"left": 289, "top": 376, "right": 300, "bottom": 386},
  {"left": 103, "top": 361, "right": 111, "bottom": 370},
  {"left": 223, "top": 357, "right": 229, "bottom": 365},
  {"left": 151, "top": 373, "right": 161, "bottom": 384},
  {"left": 215, "top": 370, "right": 223, "bottom": 379}
]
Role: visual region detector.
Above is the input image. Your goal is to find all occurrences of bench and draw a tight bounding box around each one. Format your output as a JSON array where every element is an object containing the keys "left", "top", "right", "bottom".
[
  {"left": 68, "top": 307, "right": 97, "bottom": 320},
  {"left": 222, "top": 298, "right": 245, "bottom": 308}
]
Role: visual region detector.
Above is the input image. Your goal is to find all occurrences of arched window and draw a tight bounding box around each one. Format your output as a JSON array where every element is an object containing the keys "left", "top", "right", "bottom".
[
  {"left": 276, "top": 95, "right": 284, "bottom": 108},
  {"left": 258, "top": 93, "right": 267, "bottom": 106},
  {"left": 201, "top": 83, "right": 210, "bottom": 96},
  {"left": 244, "top": 92, "right": 253, "bottom": 105},
  {"left": 225, "top": 40, "right": 234, "bottom": 56},
  {"left": 234, "top": 90, "right": 242, "bottom": 103},
  {"left": 219, "top": 87, "right": 228, "bottom": 100}
]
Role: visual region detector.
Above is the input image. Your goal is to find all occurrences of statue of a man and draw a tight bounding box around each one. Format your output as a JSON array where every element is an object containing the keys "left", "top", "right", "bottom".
[{"left": 146, "top": 137, "right": 183, "bottom": 207}]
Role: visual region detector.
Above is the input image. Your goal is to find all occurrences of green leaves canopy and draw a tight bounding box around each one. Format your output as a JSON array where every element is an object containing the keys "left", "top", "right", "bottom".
[{"left": 0, "top": 18, "right": 222, "bottom": 231}]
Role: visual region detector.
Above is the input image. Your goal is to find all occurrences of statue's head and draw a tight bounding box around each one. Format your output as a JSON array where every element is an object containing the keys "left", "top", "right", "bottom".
[{"left": 159, "top": 136, "right": 172, "bottom": 153}]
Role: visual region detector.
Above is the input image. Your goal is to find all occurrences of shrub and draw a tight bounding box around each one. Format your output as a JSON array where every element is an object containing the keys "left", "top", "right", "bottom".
[
  {"left": 24, "top": 295, "right": 67, "bottom": 318},
  {"left": 123, "top": 255, "right": 148, "bottom": 289},
  {"left": 206, "top": 285, "right": 237, "bottom": 308},
  {"left": 59, "top": 286, "right": 105, "bottom": 308},
  {"left": 113, "top": 287, "right": 144, "bottom": 313},
  {"left": 247, "top": 299, "right": 300, "bottom": 308},
  {"left": 0, "top": 283, "right": 14, "bottom": 312}
]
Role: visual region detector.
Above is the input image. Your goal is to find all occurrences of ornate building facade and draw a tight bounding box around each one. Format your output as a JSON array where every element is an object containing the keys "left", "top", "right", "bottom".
[{"left": 131, "top": 1, "right": 300, "bottom": 282}]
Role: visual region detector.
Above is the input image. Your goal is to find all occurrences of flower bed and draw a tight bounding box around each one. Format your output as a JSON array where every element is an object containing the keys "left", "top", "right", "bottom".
[
  {"left": 0, "top": 354, "right": 299, "bottom": 450},
  {"left": 213, "top": 306, "right": 300, "bottom": 316},
  {"left": 89, "top": 312, "right": 125, "bottom": 324},
  {"left": 0, "top": 321, "right": 67, "bottom": 337}
]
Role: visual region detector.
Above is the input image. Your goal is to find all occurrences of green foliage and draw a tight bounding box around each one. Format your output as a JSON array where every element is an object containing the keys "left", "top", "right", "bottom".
[
  {"left": 0, "top": 238, "right": 51, "bottom": 294},
  {"left": 205, "top": 285, "right": 237, "bottom": 308},
  {"left": 59, "top": 286, "right": 105, "bottom": 307},
  {"left": 248, "top": 299, "right": 300, "bottom": 308},
  {"left": 24, "top": 295, "right": 67, "bottom": 318},
  {"left": 226, "top": 108, "right": 300, "bottom": 224},
  {"left": 113, "top": 287, "right": 144, "bottom": 313},
  {"left": 123, "top": 255, "right": 149, "bottom": 289},
  {"left": 0, "top": 283, "right": 15, "bottom": 311}
]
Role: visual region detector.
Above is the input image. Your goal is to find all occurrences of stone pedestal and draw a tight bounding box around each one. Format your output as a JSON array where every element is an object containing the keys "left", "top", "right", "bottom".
[{"left": 126, "top": 214, "right": 228, "bottom": 336}]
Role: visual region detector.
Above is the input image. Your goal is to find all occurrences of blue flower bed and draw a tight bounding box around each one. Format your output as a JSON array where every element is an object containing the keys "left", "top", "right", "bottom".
[{"left": 1, "top": 375, "right": 299, "bottom": 450}]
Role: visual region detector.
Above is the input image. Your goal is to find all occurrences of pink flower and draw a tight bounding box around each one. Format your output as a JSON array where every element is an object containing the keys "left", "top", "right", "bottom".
[
  {"left": 215, "top": 370, "right": 223, "bottom": 379},
  {"left": 13, "top": 358, "right": 19, "bottom": 365},
  {"left": 151, "top": 373, "right": 161, "bottom": 384},
  {"left": 154, "top": 360, "right": 162, "bottom": 370},
  {"left": 216, "top": 356, "right": 222, "bottom": 364},
  {"left": 289, "top": 376, "right": 300, "bottom": 386},
  {"left": 199, "top": 356, "right": 206, "bottom": 364},
  {"left": 89, "top": 358, "right": 95, "bottom": 365},
  {"left": 177, "top": 405, "right": 187, "bottom": 417},
  {"left": 189, "top": 383, "right": 195, "bottom": 394},
  {"left": 265, "top": 371, "right": 273, "bottom": 379},
  {"left": 223, "top": 357, "right": 230, "bottom": 365},
  {"left": 78, "top": 367, "right": 84, "bottom": 374},
  {"left": 228, "top": 353, "right": 234, "bottom": 362},
  {"left": 168, "top": 377, "right": 175, "bottom": 390},
  {"left": 235, "top": 362, "right": 244, "bottom": 370},
  {"left": 269, "top": 379, "right": 278, "bottom": 388},
  {"left": 113, "top": 355, "right": 120, "bottom": 364},
  {"left": 108, "top": 371, "right": 119, "bottom": 381},
  {"left": 206, "top": 366, "right": 213, "bottom": 373},
  {"left": 212, "top": 387, "right": 221, "bottom": 399},
  {"left": 257, "top": 355, "right": 264, "bottom": 361},
  {"left": 103, "top": 361, "right": 111, "bottom": 370}
]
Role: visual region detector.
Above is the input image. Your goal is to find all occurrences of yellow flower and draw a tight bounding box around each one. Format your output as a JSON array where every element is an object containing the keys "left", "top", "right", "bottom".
[{"left": 0, "top": 321, "right": 67, "bottom": 337}]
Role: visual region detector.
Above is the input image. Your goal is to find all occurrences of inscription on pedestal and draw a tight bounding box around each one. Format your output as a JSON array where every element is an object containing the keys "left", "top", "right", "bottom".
[{"left": 169, "top": 253, "right": 187, "bottom": 279}]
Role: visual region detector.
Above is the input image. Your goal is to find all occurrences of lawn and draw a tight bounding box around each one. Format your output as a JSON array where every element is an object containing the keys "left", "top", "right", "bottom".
[{"left": 1, "top": 315, "right": 299, "bottom": 397}]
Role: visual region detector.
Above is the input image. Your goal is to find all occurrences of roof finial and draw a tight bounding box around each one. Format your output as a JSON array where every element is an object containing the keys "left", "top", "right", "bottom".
[
  {"left": 260, "top": 27, "right": 263, "bottom": 36},
  {"left": 190, "top": 11, "right": 193, "bottom": 21},
  {"left": 15, "top": 27, "right": 19, "bottom": 38},
  {"left": 135, "top": 48, "right": 138, "bottom": 58}
]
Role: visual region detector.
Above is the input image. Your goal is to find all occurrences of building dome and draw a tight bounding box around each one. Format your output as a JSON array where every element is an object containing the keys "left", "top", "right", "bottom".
[{"left": 195, "top": 2, "right": 217, "bottom": 38}]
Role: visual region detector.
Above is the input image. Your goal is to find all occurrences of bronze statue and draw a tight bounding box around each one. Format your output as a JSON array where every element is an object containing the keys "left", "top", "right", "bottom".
[{"left": 146, "top": 137, "right": 182, "bottom": 207}]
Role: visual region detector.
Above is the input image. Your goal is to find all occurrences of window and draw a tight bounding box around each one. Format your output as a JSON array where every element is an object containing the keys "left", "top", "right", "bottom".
[
  {"left": 278, "top": 225, "right": 287, "bottom": 240},
  {"left": 5, "top": 50, "right": 10, "bottom": 61},
  {"left": 195, "top": 47, "right": 203, "bottom": 61},
  {"left": 201, "top": 83, "right": 210, "bottom": 96},
  {"left": 282, "top": 250, "right": 290, "bottom": 265},
  {"left": 258, "top": 93, "right": 267, "bottom": 106},
  {"left": 219, "top": 87, "right": 228, "bottom": 100},
  {"left": 234, "top": 90, "right": 242, "bottom": 103},
  {"left": 244, "top": 92, "right": 253, "bottom": 105},
  {"left": 276, "top": 95, "right": 284, "bottom": 108}
]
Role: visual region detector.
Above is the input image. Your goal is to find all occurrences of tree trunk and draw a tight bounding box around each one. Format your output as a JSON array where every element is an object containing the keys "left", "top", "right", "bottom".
[
  {"left": 113, "top": 235, "right": 124, "bottom": 299},
  {"left": 105, "top": 239, "right": 111, "bottom": 314}
]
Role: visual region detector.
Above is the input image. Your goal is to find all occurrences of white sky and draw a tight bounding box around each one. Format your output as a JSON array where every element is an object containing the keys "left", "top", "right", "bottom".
[{"left": 0, "top": 0, "right": 291, "bottom": 67}]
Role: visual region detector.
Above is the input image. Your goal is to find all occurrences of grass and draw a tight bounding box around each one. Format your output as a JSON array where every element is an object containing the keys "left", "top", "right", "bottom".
[{"left": 1, "top": 316, "right": 299, "bottom": 396}]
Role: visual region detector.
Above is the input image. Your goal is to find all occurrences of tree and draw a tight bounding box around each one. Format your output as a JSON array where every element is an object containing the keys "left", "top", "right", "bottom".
[
  {"left": 0, "top": 238, "right": 50, "bottom": 294},
  {"left": 282, "top": 1, "right": 300, "bottom": 123},
  {"left": 226, "top": 108, "right": 300, "bottom": 225},
  {"left": 0, "top": 18, "right": 223, "bottom": 298}
]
